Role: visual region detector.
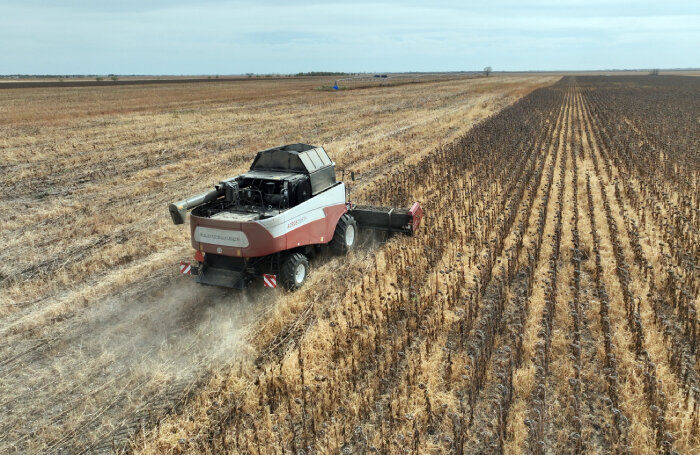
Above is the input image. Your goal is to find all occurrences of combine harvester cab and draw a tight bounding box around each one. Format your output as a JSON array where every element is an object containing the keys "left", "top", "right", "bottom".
[{"left": 169, "top": 144, "right": 423, "bottom": 290}]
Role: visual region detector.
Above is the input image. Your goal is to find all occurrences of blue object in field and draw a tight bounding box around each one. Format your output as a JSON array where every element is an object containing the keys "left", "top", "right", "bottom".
[{"left": 333, "top": 82, "right": 339, "bottom": 90}]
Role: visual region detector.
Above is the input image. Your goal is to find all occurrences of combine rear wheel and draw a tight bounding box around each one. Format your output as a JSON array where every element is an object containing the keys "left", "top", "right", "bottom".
[
  {"left": 331, "top": 214, "right": 358, "bottom": 254},
  {"left": 280, "top": 253, "right": 309, "bottom": 290}
]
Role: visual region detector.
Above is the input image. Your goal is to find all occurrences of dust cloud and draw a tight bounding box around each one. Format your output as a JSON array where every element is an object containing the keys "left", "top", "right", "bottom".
[{"left": 0, "top": 277, "right": 275, "bottom": 454}]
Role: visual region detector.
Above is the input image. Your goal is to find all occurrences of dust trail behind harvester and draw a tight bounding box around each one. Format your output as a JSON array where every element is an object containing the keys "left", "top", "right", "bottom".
[{"left": 0, "top": 279, "right": 274, "bottom": 454}]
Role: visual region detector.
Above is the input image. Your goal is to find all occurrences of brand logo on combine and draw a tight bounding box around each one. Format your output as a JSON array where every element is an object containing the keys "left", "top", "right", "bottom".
[
  {"left": 287, "top": 216, "right": 307, "bottom": 230},
  {"left": 194, "top": 227, "right": 249, "bottom": 248}
]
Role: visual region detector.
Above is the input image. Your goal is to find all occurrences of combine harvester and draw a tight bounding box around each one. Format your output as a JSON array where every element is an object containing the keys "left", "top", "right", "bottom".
[{"left": 169, "top": 144, "right": 423, "bottom": 290}]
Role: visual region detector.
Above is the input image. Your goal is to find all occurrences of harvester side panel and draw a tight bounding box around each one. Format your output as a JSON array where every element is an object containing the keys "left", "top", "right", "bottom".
[{"left": 190, "top": 183, "right": 347, "bottom": 258}]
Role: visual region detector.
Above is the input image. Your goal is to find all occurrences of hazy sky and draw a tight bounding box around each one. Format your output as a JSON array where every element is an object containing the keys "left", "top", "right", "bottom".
[{"left": 1, "top": 0, "right": 698, "bottom": 74}]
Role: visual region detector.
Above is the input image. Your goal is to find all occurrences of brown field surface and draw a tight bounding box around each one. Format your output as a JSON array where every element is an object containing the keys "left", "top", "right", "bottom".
[
  {"left": 2, "top": 75, "right": 697, "bottom": 455},
  {"left": 128, "top": 75, "right": 697, "bottom": 455},
  {"left": 0, "top": 74, "right": 556, "bottom": 453}
]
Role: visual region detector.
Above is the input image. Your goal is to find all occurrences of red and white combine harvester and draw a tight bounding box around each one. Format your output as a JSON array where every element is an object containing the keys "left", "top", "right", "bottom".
[{"left": 169, "top": 144, "right": 423, "bottom": 290}]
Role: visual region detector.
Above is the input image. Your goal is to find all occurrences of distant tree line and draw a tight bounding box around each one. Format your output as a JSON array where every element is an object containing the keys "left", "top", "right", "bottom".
[{"left": 294, "top": 72, "right": 351, "bottom": 77}]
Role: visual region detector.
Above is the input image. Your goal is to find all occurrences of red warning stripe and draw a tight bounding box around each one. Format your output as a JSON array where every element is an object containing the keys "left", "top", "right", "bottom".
[
  {"left": 263, "top": 273, "right": 277, "bottom": 288},
  {"left": 179, "top": 261, "right": 191, "bottom": 275}
]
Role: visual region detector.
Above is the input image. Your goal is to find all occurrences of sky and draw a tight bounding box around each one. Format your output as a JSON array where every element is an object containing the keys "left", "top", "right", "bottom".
[{"left": 1, "top": 0, "right": 698, "bottom": 74}]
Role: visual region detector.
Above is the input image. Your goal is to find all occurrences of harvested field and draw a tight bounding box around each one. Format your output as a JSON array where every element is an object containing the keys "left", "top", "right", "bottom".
[
  {"left": 0, "top": 74, "right": 556, "bottom": 453},
  {"left": 129, "top": 75, "right": 699, "bottom": 455}
]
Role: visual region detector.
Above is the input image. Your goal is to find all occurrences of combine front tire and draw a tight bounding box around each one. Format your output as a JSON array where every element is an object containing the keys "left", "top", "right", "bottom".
[
  {"left": 331, "top": 214, "right": 358, "bottom": 254},
  {"left": 280, "top": 253, "right": 309, "bottom": 290}
]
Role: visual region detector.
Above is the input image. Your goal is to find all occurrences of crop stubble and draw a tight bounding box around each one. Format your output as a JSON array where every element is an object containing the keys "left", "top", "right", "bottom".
[{"left": 133, "top": 76, "right": 699, "bottom": 454}]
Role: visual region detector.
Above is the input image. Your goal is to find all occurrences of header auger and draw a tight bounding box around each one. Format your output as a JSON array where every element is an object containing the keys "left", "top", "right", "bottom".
[{"left": 169, "top": 144, "right": 423, "bottom": 290}]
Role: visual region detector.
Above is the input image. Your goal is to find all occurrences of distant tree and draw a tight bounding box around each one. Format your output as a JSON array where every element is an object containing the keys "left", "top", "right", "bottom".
[
  {"left": 110, "top": 75, "right": 119, "bottom": 81},
  {"left": 95, "top": 76, "right": 103, "bottom": 81},
  {"left": 295, "top": 71, "right": 349, "bottom": 77},
  {"left": 649, "top": 68, "right": 659, "bottom": 76},
  {"left": 484, "top": 66, "right": 492, "bottom": 77}
]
